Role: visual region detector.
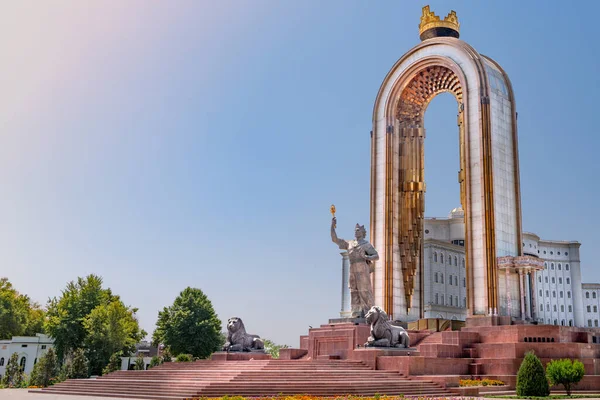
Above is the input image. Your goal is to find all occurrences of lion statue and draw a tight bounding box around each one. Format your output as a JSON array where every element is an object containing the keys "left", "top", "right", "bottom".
[
  {"left": 222, "top": 317, "right": 265, "bottom": 352},
  {"left": 364, "top": 306, "right": 410, "bottom": 348}
]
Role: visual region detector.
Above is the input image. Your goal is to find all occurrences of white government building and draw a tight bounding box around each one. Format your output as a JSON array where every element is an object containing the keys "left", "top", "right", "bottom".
[
  {"left": 340, "top": 207, "right": 600, "bottom": 327},
  {"left": 0, "top": 334, "right": 54, "bottom": 378}
]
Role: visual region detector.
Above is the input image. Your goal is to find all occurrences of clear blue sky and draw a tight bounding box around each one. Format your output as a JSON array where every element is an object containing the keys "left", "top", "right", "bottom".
[{"left": 1, "top": 1, "right": 599, "bottom": 347}]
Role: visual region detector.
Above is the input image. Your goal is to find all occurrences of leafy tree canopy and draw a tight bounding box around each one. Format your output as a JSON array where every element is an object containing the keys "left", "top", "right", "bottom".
[
  {"left": 0, "top": 278, "right": 46, "bottom": 339},
  {"left": 84, "top": 300, "right": 146, "bottom": 375},
  {"left": 152, "top": 287, "right": 222, "bottom": 359},
  {"left": 546, "top": 358, "right": 585, "bottom": 396},
  {"left": 44, "top": 274, "right": 145, "bottom": 376},
  {"left": 45, "top": 274, "right": 115, "bottom": 360}
]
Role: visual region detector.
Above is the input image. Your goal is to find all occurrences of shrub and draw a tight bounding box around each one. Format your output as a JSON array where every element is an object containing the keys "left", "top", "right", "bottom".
[
  {"left": 149, "top": 356, "right": 162, "bottom": 369},
  {"left": 516, "top": 351, "right": 550, "bottom": 397},
  {"left": 30, "top": 348, "right": 59, "bottom": 387},
  {"left": 175, "top": 354, "right": 192, "bottom": 362},
  {"left": 546, "top": 358, "right": 585, "bottom": 395},
  {"left": 69, "top": 348, "right": 89, "bottom": 379},
  {"left": 161, "top": 348, "right": 172, "bottom": 363},
  {"left": 102, "top": 351, "right": 122, "bottom": 376},
  {"left": 133, "top": 356, "right": 145, "bottom": 371},
  {"left": 1, "top": 353, "right": 23, "bottom": 387}
]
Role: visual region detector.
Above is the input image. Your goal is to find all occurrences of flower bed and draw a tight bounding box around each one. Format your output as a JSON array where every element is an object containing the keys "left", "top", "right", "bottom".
[{"left": 460, "top": 378, "right": 506, "bottom": 387}]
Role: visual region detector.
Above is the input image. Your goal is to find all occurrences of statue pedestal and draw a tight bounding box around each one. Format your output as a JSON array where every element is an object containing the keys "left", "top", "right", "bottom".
[
  {"left": 211, "top": 351, "right": 271, "bottom": 361},
  {"left": 302, "top": 322, "right": 371, "bottom": 360},
  {"left": 352, "top": 347, "right": 420, "bottom": 369}
]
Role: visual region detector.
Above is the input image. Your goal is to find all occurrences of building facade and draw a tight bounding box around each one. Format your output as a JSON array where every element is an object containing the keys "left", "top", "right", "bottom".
[
  {"left": 0, "top": 334, "right": 54, "bottom": 378},
  {"left": 420, "top": 208, "right": 596, "bottom": 327}
]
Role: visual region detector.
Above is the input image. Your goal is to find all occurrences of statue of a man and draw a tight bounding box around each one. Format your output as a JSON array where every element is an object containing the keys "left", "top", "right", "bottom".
[{"left": 331, "top": 217, "right": 379, "bottom": 318}]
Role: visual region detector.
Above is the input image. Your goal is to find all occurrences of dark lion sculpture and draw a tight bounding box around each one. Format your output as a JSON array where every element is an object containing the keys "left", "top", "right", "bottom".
[
  {"left": 222, "top": 317, "right": 265, "bottom": 352},
  {"left": 364, "top": 306, "right": 410, "bottom": 348}
]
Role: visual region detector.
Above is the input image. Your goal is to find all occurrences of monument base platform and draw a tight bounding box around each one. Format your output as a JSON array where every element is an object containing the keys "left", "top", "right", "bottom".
[{"left": 211, "top": 351, "right": 271, "bottom": 361}]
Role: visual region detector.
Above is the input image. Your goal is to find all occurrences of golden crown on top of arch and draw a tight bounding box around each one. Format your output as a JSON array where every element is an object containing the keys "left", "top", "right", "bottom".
[{"left": 419, "top": 5, "right": 460, "bottom": 36}]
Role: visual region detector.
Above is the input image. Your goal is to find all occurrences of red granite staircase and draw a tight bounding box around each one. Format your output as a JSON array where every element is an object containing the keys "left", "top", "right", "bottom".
[{"left": 32, "top": 359, "right": 452, "bottom": 399}]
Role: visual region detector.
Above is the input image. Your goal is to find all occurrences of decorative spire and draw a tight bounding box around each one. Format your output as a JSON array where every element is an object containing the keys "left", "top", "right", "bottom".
[{"left": 418, "top": 5, "right": 460, "bottom": 41}]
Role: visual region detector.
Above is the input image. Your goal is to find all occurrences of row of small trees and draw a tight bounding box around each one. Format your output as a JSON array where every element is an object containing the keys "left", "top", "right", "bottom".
[
  {"left": 517, "top": 351, "right": 585, "bottom": 396},
  {"left": 1, "top": 348, "right": 89, "bottom": 388}
]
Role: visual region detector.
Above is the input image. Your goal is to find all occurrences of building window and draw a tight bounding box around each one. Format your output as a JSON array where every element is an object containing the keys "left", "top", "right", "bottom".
[
  {"left": 41, "top": 345, "right": 46, "bottom": 350},
  {"left": 434, "top": 252, "right": 438, "bottom": 262},
  {"left": 449, "top": 296, "right": 453, "bottom": 306},
  {"left": 544, "top": 262, "right": 547, "bottom": 267},
  {"left": 463, "top": 277, "right": 466, "bottom": 288},
  {"left": 567, "top": 278, "right": 570, "bottom": 285},
  {"left": 588, "top": 320, "right": 592, "bottom": 327},
  {"left": 569, "top": 320, "right": 573, "bottom": 326},
  {"left": 551, "top": 263, "right": 554, "bottom": 270},
  {"left": 587, "top": 306, "right": 591, "bottom": 313},
  {"left": 566, "top": 264, "right": 570, "bottom": 270},
  {"left": 594, "top": 306, "right": 598, "bottom": 313},
  {"left": 559, "top": 278, "right": 562, "bottom": 284},
  {"left": 441, "top": 274, "right": 444, "bottom": 284},
  {"left": 551, "top": 251, "right": 554, "bottom": 255},
  {"left": 587, "top": 292, "right": 590, "bottom": 299},
  {"left": 561, "top": 305, "right": 565, "bottom": 312},
  {"left": 540, "top": 304, "right": 543, "bottom": 311},
  {"left": 568, "top": 291, "right": 571, "bottom": 298},
  {"left": 560, "top": 291, "right": 563, "bottom": 298},
  {"left": 538, "top": 276, "right": 542, "bottom": 283},
  {"left": 21, "top": 344, "right": 27, "bottom": 348},
  {"left": 552, "top": 277, "right": 555, "bottom": 284},
  {"left": 454, "top": 276, "right": 458, "bottom": 286},
  {"left": 455, "top": 296, "right": 458, "bottom": 307},
  {"left": 558, "top": 252, "right": 561, "bottom": 255},
  {"left": 569, "top": 305, "right": 572, "bottom": 312},
  {"left": 440, "top": 254, "right": 444, "bottom": 264},
  {"left": 553, "top": 291, "right": 556, "bottom": 298},
  {"left": 539, "top": 289, "right": 543, "bottom": 297},
  {"left": 545, "top": 277, "right": 548, "bottom": 283},
  {"left": 435, "top": 293, "right": 438, "bottom": 304},
  {"left": 554, "top": 319, "right": 558, "bottom": 325},
  {"left": 19, "top": 357, "right": 26, "bottom": 372},
  {"left": 554, "top": 305, "right": 557, "bottom": 312},
  {"left": 558, "top": 263, "right": 562, "bottom": 270},
  {"left": 441, "top": 295, "right": 444, "bottom": 305},
  {"left": 462, "top": 259, "right": 465, "bottom": 268},
  {"left": 454, "top": 256, "right": 458, "bottom": 266},
  {"left": 594, "top": 292, "right": 597, "bottom": 299},
  {"left": 0, "top": 358, "right": 4, "bottom": 366},
  {"left": 596, "top": 320, "right": 599, "bottom": 328},
  {"left": 546, "top": 290, "right": 549, "bottom": 297},
  {"left": 435, "top": 273, "right": 438, "bottom": 283}
]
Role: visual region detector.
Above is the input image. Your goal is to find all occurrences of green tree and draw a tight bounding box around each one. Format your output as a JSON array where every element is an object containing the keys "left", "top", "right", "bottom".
[
  {"left": 102, "top": 351, "right": 123, "bottom": 376},
  {"left": 133, "top": 355, "right": 145, "bottom": 370},
  {"left": 0, "top": 278, "right": 34, "bottom": 339},
  {"left": 152, "top": 287, "right": 223, "bottom": 358},
  {"left": 517, "top": 351, "right": 550, "bottom": 397},
  {"left": 30, "top": 348, "right": 59, "bottom": 387},
  {"left": 2, "top": 353, "right": 23, "bottom": 387},
  {"left": 69, "top": 348, "right": 90, "bottom": 379},
  {"left": 83, "top": 300, "right": 146, "bottom": 375},
  {"left": 546, "top": 358, "right": 585, "bottom": 396},
  {"left": 24, "top": 304, "right": 47, "bottom": 336},
  {"left": 45, "top": 275, "right": 114, "bottom": 360},
  {"left": 263, "top": 339, "right": 289, "bottom": 359},
  {"left": 149, "top": 356, "right": 162, "bottom": 369}
]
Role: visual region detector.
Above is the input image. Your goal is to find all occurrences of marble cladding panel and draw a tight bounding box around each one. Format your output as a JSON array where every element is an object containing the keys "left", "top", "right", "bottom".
[{"left": 489, "top": 85, "right": 518, "bottom": 257}]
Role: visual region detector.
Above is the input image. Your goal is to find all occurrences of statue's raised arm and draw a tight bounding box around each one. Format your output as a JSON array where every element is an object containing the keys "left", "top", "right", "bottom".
[{"left": 331, "top": 217, "right": 349, "bottom": 250}]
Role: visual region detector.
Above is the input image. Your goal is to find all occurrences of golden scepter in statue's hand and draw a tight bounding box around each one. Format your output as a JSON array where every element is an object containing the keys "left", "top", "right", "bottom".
[{"left": 330, "top": 204, "right": 336, "bottom": 228}]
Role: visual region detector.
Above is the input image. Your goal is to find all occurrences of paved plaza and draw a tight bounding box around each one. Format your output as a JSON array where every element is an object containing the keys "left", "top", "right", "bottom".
[{"left": 2, "top": 389, "right": 133, "bottom": 400}]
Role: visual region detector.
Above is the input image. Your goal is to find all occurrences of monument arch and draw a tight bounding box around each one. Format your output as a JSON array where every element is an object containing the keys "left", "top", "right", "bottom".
[{"left": 370, "top": 7, "right": 525, "bottom": 321}]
